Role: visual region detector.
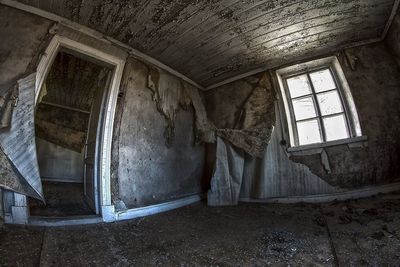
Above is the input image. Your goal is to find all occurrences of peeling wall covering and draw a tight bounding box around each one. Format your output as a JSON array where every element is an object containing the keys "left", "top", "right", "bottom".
[
  {"left": 0, "top": 73, "right": 44, "bottom": 200},
  {"left": 291, "top": 44, "right": 400, "bottom": 188},
  {"left": 147, "top": 67, "right": 212, "bottom": 147},
  {"left": 205, "top": 73, "right": 337, "bottom": 200},
  {"left": 205, "top": 42, "right": 400, "bottom": 199},
  {"left": 111, "top": 58, "right": 206, "bottom": 208},
  {"left": 0, "top": 5, "right": 53, "bottom": 211},
  {"left": 0, "top": 7, "right": 207, "bottom": 212},
  {"left": 215, "top": 72, "right": 275, "bottom": 158}
]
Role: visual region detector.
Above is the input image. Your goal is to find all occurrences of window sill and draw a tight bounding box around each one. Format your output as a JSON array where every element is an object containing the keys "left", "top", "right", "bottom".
[{"left": 287, "top": 136, "right": 368, "bottom": 153}]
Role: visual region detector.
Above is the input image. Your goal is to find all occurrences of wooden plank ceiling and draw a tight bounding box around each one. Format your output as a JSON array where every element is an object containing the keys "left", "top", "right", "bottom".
[{"left": 16, "top": 0, "right": 396, "bottom": 87}]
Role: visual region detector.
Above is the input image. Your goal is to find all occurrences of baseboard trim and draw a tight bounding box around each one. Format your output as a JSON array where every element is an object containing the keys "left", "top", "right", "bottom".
[
  {"left": 115, "top": 194, "right": 202, "bottom": 222},
  {"left": 239, "top": 182, "right": 400, "bottom": 204},
  {"left": 19, "top": 194, "right": 202, "bottom": 226}
]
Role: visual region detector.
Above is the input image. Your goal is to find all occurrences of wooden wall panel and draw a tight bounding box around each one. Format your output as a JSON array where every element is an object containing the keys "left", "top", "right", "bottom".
[{"left": 13, "top": 0, "right": 397, "bottom": 86}]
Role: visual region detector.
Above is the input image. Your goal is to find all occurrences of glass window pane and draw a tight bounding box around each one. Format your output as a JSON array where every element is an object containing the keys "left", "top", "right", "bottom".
[
  {"left": 317, "top": 90, "right": 343, "bottom": 116},
  {"left": 292, "top": 97, "right": 317, "bottom": 121},
  {"left": 297, "top": 119, "right": 322, "bottom": 145},
  {"left": 323, "top": 114, "right": 349, "bottom": 141},
  {"left": 310, "top": 69, "right": 336, "bottom": 92},
  {"left": 286, "top": 75, "right": 311, "bottom": 98}
]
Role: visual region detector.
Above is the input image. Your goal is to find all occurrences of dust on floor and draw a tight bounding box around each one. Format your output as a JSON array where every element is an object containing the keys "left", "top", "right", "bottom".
[{"left": 1, "top": 191, "right": 399, "bottom": 266}]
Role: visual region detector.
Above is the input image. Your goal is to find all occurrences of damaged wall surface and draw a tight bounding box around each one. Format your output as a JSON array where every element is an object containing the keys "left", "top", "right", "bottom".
[
  {"left": 0, "top": 5, "right": 53, "bottom": 201},
  {"left": 9, "top": 0, "right": 397, "bottom": 86},
  {"left": 112, "top": 58, "right": 206, "bottom": 208},
  {"left": 205, "top": 41, "right": 400, "bottom": 200},
  {"left": 205, "top": 73, "right": 336, "bottom": 201},
  {"left": 2, "top": 3, "right": 400, "bottom": 218},
  {"left": 0, "top": 6, "right": 207, "bottom": 212},
  {"left": 289, "top": 44, "right": 400, "bottom": 188}
]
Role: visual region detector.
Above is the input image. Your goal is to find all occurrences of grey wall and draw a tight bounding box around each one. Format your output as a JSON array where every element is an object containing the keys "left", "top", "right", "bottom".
[
  {"left": 0, "top": 7, "right": 206, "bottom": 211},
  {"left": 0, "top": 189, "right": 3, "bottom": 219},
  {"left": 291, "top": 43, "right": 400, "bottom": 188},
  {"left": 205, "top": 41, "right": 400, "bottom": 198},
  {"left": 112, "top": 58, "right": 205, "bottom": 208},
  {"left": 36, "top": 138, "right": 84, "bottom": 183},
  {"left": 386, "top": 9, "right": 400, "bottom": 66},
  {"left": 0, "top": 5, "right": 52, "bottom": 94}
]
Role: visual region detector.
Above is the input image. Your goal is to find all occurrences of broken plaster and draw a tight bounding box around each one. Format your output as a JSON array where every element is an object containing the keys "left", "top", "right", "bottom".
[
  {"left": 289, "top": 148, "right": 332, "bottom": 174},
  {"left": 147, "top": 64, "right": 213, "bottom": 147}
]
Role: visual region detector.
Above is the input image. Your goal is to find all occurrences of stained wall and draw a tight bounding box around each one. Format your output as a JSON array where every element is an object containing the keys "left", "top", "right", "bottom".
[
  {"left": 205, "top": 41, "right": 400, "bottom": 199},
  {"left": 0, "top": 6, "right": 206, "bottom": 214},
  {"left": 111, "top": 58, "right": 206, "bottom": 208}
]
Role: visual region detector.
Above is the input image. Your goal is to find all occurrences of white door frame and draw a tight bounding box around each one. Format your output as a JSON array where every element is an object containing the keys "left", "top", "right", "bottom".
[{"left": 10, "top": 35, "right": 125, "bottom": 223}]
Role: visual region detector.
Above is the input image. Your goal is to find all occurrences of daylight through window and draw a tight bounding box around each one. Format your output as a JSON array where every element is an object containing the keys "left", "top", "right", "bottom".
[
  {"left": 277, "top": 57, "right": 363, "bottom": 148},
  {"left": 285, "top": 68, "right": 349, "bottom": 145}
]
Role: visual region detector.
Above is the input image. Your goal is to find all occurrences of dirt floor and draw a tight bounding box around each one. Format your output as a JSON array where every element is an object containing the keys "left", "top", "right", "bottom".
[{"left": 1, "top": 192, "right": 400, "bottom": 266}]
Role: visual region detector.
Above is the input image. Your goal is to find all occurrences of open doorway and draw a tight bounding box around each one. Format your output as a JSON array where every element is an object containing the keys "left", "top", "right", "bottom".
[{"left": 29, "top": 49, "right": 112, "bottom": 217}]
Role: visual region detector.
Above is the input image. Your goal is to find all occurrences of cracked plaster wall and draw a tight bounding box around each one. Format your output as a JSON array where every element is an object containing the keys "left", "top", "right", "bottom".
[
  {"left": 111, "top": 58, "right": 206, "bottom": 208},
  {"left": 0, "top": 7, "right": 207, "bottom": 212},
  {"left": 205, "top": 42, "right": 400, "bottom": 199}
]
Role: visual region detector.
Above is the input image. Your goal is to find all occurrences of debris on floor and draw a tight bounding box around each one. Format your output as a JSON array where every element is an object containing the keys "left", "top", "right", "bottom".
[{"left": 1, "top": 191, "right": 399, "bottom": 266}]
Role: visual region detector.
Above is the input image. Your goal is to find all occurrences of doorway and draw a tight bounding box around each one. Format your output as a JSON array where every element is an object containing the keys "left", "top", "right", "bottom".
[{"left": 29, "top": 49, "right": 112, "bottom": 217}]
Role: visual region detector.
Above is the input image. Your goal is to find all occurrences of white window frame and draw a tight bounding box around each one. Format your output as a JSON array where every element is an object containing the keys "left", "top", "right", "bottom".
[{"left": 276, "top": 56, "right": 366, "bottom": 152}]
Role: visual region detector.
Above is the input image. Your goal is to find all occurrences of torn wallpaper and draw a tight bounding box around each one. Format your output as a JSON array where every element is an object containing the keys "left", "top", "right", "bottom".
[{"left": 0, "top": 73, "right": 44, "bottom": 200}]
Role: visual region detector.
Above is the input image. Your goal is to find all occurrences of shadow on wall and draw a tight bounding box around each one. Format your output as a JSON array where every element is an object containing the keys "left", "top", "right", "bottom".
[
  {"left": 205, "top": 42, "right": 400, "bottom": 200},
  {"left": 111, "top": 58, "right": 207, "bottom": 209}
]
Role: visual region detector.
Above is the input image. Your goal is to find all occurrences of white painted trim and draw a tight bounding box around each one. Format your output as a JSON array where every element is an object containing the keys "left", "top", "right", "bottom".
[
  {"left": 7, "top": 35, "right": 126, "bottom": 224},
  {"left": 35, "top": 35, "right": 126, "bottom": 214},
  {"left": 22, "top": 194, "right": 201, "bottom": 226},
  {"left": 276, "top": 56, "right": 363, "bottom": 148},
  {"left": 0, "top": 0, "right": 205, "bottom": 91},
  {"left": 240, "top": 182, "right": 400, "bottom": 204},
  {"left": 115, "top": 194, "right": 202, "bottom": 222},
  {"left": 287, "top": 136, "right": 367, "bottom": 153}
]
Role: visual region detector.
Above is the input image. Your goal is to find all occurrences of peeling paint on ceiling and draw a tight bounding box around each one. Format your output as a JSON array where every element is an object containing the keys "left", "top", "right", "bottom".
[{"left": 14, "top": 0, "right": 397, "bottom": 86}]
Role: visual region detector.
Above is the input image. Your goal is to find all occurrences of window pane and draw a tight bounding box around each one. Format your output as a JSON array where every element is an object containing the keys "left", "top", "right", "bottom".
[
  {"left": 286, "top": 75, "right": 311, "bottom": 98},
  {"left": 310, "top": 69, "right": 336, "bottom": 92},
  {"left": 297, "top": 119, "right": 322, "bottom": 145},
  {"left": 317, "top": 90, "right": 343, "bottom": 116},
  {"left": 292, "top": 97, "right": 317, "bottom": 121},
  {"left": 323, "top": 114, "right": 349, "bottom": 141}
]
